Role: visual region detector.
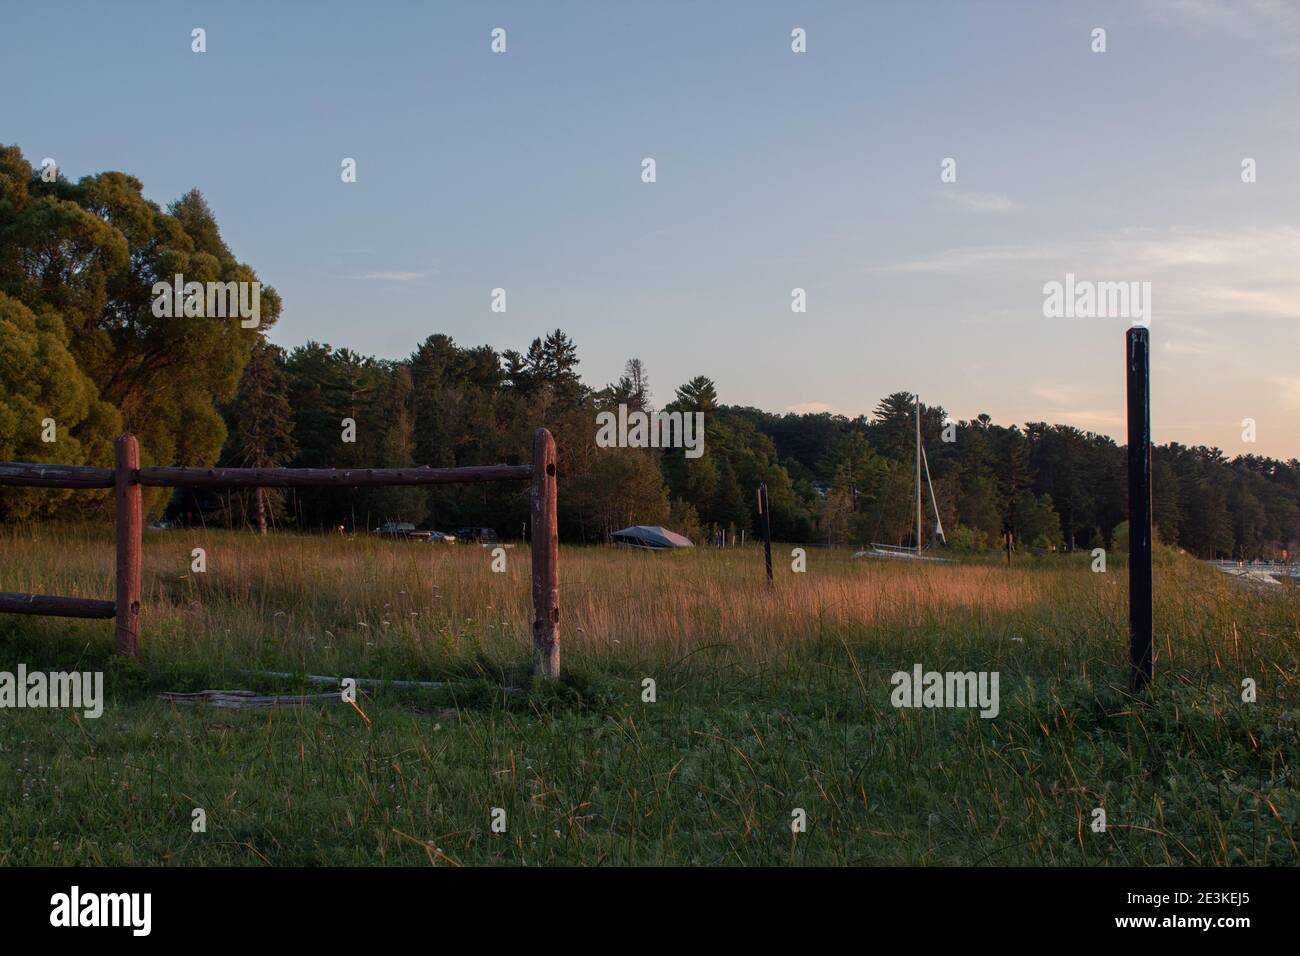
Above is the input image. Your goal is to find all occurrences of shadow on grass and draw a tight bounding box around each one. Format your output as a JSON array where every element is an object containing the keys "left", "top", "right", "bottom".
[{"left": 0, "top": 617, "right": 627, "bottom": 718}]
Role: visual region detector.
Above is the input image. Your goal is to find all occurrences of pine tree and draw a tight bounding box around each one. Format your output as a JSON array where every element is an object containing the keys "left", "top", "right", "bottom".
[
  {"left": 229, "top": 339, "right": 297, "bottom": 534},
  {"left": 366, "top": 367, "right": 425, "bottom": 525},
  {"left": 523, "top": 329, "right": 583, "bottom": 403},
  {"left": 673, "top": 376, "right": 718, "bottom": 413}
]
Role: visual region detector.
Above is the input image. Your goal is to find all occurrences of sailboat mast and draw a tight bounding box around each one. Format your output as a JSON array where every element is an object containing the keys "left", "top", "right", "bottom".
[
  {"left": 915, "top": 395, "right": 922, "bottom": 555},
  {"left": 922, "top": 444, "right": 945, "bottom": 545}
]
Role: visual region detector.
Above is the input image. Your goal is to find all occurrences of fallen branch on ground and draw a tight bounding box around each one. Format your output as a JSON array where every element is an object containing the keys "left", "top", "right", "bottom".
[{"left": 159, "top": 690, "right": 345, "bottom": 710}]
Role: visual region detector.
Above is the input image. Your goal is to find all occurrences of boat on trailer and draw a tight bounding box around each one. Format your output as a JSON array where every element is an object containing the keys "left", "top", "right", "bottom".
[{"left": 853, "top": 543, "right": 951, "bottom": 562}]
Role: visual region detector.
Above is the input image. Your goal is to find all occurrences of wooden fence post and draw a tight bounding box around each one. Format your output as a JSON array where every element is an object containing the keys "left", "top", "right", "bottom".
[
  {"left": 531, "top": 428, "right": 559, "bottom": 678},
  {"left": 114, "top": 435, "right": 142, "bottom": 656},
  {"left": 1126, "top": 328, "right": 1154, "bottom": 693}
]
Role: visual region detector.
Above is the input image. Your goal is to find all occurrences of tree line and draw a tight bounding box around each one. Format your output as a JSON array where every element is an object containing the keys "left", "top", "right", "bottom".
[{"left": 2, "top": 145, "right": 1298, "bottom": 558}]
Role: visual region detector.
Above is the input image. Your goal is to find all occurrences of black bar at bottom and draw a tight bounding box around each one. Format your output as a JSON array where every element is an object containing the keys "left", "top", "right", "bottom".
[{"left": 0, "top": 865, "right": 1279, "bottom": 940}]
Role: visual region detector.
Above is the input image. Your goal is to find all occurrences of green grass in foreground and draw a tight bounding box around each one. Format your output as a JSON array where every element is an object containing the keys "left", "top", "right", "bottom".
[{"left": 0, "top": 526, "right": 1296, "bottom": 865}]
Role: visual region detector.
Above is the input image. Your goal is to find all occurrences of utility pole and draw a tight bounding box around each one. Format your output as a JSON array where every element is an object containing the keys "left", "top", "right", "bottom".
[
  {"left": 916, "top": 396, "right": 922, "bottom": 555},
  {"left": 1127, "top": 328, "right": 1153, "bottom": 694}
]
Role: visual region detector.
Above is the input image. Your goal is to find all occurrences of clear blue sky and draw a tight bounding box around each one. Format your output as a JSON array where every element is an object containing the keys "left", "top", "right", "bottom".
[{"left": 5, "top": 0, "right": 1299, "bottom": 456}]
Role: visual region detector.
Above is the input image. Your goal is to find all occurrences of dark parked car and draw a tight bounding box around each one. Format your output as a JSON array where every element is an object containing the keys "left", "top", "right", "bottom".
[
  {"left": 455, "top": 527, "right": 499, "bottom": 545},
  {"left": 373, "top": 522, "right": 431, "bottom": 541},
  {"left": 373, "top": 521, "right": 416, "bottom": 536}
]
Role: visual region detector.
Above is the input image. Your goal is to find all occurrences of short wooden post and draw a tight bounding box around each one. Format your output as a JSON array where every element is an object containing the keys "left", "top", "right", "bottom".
[
  {"left": 757, "top": 483, "right": 773, "bottom": 585},
  {"left": 1126, "top": 328, "right": 1154, "bottom": 693},
  {"left": 530, "top": 428, "right": 560, "bottom": 678},
  {"left": 114, "top": 435, "right": 142, "bottom": 656}
]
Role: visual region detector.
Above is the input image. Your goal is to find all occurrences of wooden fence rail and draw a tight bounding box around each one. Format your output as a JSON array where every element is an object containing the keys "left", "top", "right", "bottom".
[
  {"left": 0, "top": 462, "right": 533, "bottom": 489},
  {"left": 0, "top": 428, "right": 561, "bottom": 675},
  {"left": 0, "top": 592, "right": 117, "bottom": 618}
]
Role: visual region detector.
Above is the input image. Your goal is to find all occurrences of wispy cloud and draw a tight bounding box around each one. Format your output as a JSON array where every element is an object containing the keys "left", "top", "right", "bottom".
[
  {"left": 1161, "top": 337, "right": 1217, "bottom": 357},
  {"left": 880, "top": 244, "right": 1060, "bottom": 274},
  {"left": 1279, "top": 377, "right": 1300, "bottom": 410},
  {"left": 1024, "top": 385, "right": 1125, "bottom": 432},
  {"left": 786, "top": 401, "right": 838, "bottom": 414},
  {"left": 1055, "top": 410, "right": 1126, "bottom": 431},
  {"left": 878, "top": 226, "right": 1300, "bottom": 321},
  {"left": 938, "top": 191, "right": 1022, "bottom": 213},
  {"left": 1030, "top": 384, "right": 1096, "bottom": 407},
  {"left": 1140, "top": 0, "right": 1300, "bottom": 56},
  {"left": 351, "top": 270, "right": 432, "bottom": 282},
  {"left": 1145, "top": 0, "right": 1300, "bottom": 32}
]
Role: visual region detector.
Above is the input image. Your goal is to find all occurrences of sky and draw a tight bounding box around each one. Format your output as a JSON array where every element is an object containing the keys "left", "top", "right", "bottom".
[{"left": 4, "top": 0, "right": 1300, "bottom": 457}]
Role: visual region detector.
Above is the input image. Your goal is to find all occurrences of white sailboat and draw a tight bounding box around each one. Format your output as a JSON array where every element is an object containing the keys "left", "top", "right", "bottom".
[{"left": 854, "top": 394, "right": 950, "bottom": 562}]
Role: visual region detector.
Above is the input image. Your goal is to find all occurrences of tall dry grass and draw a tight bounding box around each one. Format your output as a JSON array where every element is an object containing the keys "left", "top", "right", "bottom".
[{"left": 0, "top": 523, "right": 1291, "bottom": 686}]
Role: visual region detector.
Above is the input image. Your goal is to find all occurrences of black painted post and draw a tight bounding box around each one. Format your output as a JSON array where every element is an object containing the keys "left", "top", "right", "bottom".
[
  {"left": 758, "top": 483, "right": 773, "bottom": 585},
  {"left": 1126, "top": 327, "right": 1154, "bottom": 693}
]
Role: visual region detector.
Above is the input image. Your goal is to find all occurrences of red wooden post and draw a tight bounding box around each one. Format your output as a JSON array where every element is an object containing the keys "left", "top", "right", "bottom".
[
  {"left": 530, "top": 428, "right": 560, "bottom": 678},
  {"left": 114, "top": 435, "right": 142, "bottom": 656}
]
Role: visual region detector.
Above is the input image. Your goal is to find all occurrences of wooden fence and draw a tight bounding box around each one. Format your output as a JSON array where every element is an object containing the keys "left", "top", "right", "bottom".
[{"left": 0, "top": 428, "right": 562, "bottom": 677}]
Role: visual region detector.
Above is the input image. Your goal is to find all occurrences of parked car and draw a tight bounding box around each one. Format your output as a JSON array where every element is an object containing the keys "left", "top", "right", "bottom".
[
  {"left": 373, "top": 522, "right": 428, "bottom": 540},
  {"left": 427, "top": 531, "right": 457, "bottom": 543},
  {"left": 455, "top": 527, "right": 499, "bottom": 545}
]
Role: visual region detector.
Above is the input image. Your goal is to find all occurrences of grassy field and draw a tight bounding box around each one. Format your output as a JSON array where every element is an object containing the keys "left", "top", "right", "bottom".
[{"left": 0, "top": 523, "right": 1296, "bottom": 866}]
